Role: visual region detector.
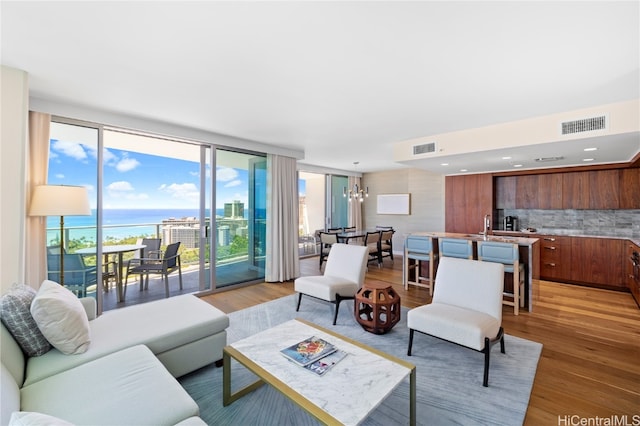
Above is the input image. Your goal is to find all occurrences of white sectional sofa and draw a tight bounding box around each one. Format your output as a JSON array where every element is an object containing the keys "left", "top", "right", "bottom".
[{"left": 1, "top": 283, "right": 229, "bottom": 425}]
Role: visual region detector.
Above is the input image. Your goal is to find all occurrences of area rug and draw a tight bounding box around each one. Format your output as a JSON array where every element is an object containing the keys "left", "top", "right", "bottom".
[{"left": 179, "top": 295, "right": 542, "bottom": 425}]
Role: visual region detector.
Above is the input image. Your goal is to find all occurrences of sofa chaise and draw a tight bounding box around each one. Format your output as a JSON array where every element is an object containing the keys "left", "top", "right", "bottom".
[{"left": 1, "top": 281, "right": 229, "bottom": 425}]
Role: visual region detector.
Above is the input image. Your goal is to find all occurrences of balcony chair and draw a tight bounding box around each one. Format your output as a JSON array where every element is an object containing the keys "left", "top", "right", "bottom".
[
  {"left": 477, "top": 240, "right": 526, "bottom": 315},
  {"left": 295, "top": 243, "right": 369, "bottom": 325},
  {"left": 47, "top": 253, "right": 97, "bottom": 298},
  {"left": 407, "top": 257, "right": 505, "bottom": 387},
  {"left": 404, "top": 235, "right": 438, "bottom": 295},
  {"left": 125, "top": 242, "right": 182, "bottom": 299},
  {"left": 318, "top": 231, "right": 339, "bottom": 269},
  {"left": 124, "top": 238, "right": 162, "bottom": 295},
  {"left": 438, "top": 237, "right": 474, "bottom": 259}
]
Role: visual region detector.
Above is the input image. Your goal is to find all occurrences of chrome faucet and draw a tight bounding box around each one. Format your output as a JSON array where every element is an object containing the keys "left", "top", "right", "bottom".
[{"left": 481, "top": 214, "right": 491, "bottom": 240}]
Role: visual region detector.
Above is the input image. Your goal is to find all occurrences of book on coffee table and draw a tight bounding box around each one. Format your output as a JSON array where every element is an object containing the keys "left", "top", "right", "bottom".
[
  {"left": 280, "top": 336, "right": 337, "bottom": 366},
  {"left": 303, "top": 350, "right": 348, "bottom": 376}
]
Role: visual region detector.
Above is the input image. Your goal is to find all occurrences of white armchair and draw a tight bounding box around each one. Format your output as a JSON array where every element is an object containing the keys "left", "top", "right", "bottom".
[
  {"left": 295, "top": 243, "right": 369, "bottom": 325},
  {"left": 407, "top": 256, "right": 505, "bottom": 387}
]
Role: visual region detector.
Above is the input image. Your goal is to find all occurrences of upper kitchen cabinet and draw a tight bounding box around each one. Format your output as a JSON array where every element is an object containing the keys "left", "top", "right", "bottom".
[
  {"left": 537, "top": 173, "right": 563, "bottom": 209},
  {"left": 445, "top": 174, "right": 493, "bottom": 234},
  {"left": 515, "top": 175, "right": 538, "bottom": 209},
  {"left": 562, "top": 171, "right": 590, "bottom": 209},
  {"left": 589, "top": 170, "right": 620, "bottom": 209},
  {"left": 620, "top": 168, "right": 640, "bottom": 209},
  {"left": 495, "top": 176, "right": 516, "bottom": 209}
]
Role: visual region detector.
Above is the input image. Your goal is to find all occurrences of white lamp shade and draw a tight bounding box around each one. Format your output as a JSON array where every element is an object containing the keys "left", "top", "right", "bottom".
[{"left": 29, "top": 185, "right": 91, "bottom": 216}]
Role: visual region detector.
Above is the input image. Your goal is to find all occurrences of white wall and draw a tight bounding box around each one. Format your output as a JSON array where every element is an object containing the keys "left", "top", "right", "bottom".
[
  {"left": 362, "top": 168, "right": 445, "bottom": 253},
  {"left": 1, "top": 65, "right": 29, "bottom": 292}
]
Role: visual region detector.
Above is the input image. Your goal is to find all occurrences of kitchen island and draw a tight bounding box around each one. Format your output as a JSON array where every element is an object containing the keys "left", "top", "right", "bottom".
[{"left": 407, "top": 232, "right": 540, "bottom": 312}]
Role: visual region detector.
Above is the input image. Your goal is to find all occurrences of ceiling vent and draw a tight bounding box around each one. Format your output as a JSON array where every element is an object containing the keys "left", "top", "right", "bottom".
[
  {"left": 560, "top": 115, "right": 607, "bottom": 135},
  {"left": 413, "top": 142, "right": 436, "bottom": 155}
]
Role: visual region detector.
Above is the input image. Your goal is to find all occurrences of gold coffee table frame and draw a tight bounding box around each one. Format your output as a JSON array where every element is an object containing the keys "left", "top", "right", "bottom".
[{"left": 223, "top": 318, "right": 416, "bottom": 425}]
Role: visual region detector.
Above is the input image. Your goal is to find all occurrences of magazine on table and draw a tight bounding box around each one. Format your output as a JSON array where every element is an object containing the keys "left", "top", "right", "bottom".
[
  {"left": 280, "top": 336, "right": 337, "bottom": 366},
  {"left": 303, "top": 350, "right": 348, "bottom": 376}
]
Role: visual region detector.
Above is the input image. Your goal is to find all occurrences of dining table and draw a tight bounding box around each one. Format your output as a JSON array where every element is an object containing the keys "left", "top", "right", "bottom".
[
  {"left": 76, "top": 244, "right": 146, "bottom": 303},
  {"left": 336, "top": 229, "right": 379, "bottom": 244}
]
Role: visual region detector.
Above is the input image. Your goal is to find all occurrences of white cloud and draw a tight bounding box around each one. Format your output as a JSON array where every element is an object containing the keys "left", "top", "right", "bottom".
[
  {"left": 224, "top": 179, "right": 242, "bottom": 188},
  {"left": 217, "top": 167, "right": 238, "bottom": 182},
  {"left": 107, "top": 181, "right": 134, "bottom": 191},
  {"left": 158, "top": 182, "right": 199, "bottom": 203},
  {"left": 116, "top": 157, "right": 140, "bottom": 172},
  {"left": 55, "top": 173, "right": 65, "bottom": 179},
  {"left": 51, "top": 139, "right": 88, "bottom": 161}
]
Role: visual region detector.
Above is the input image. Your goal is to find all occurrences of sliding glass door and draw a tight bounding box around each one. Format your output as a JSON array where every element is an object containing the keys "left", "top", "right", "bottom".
[{"left": 214, "top": 149, "right": 266, "bottom": 287}]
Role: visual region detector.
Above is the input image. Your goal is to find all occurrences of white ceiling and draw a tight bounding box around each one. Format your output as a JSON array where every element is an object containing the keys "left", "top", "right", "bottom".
[{"left": 2, "top": 1, "right": 638, "bottom": 174}]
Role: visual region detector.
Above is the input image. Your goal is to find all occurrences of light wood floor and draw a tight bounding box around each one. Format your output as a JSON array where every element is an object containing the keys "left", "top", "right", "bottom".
[{"left": 200, "top": 256, "right": 640, "bottom": 425}]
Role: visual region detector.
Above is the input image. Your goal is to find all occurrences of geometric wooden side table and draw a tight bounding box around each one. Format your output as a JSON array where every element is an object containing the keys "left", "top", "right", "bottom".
[{"left": 354, "top": 281, "right": 401, "bottom": 334}]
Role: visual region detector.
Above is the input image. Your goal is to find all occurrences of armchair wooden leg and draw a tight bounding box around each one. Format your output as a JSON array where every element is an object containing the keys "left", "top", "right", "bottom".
[
  {"left": 296, "top": 293, "right": 303, "bottom": 311},
  {"left": 483, "top": 337, "right": 490, "bottom": 387},
  {"left": 407, "top": 329, "right": 414, "bottom": 356}
]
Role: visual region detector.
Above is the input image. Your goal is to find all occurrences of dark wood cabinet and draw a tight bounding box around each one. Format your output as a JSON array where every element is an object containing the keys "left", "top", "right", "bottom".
[
  {"left": 562, "top": 171, "right": 590, "bottom": 209},
  {"left": 620, "top": 168, "right": 640, "bottom": 209},
  {"left": 445, "top": 174, "right": 493, "bottom": 234},
  {"left": 626, "top": 242, "right": 640, "bottom": 307},
  {"left": 539, "top": 235, "right": 572, "bottom": 281},
  {"left": 570, "top": 237, "right": 625, "bottom": 289},
  {"left": 515, "top": 175, "right": 538, "bottom": 209},
  {"left": 589, "top": 170, "right": 620, "bottom": 209},
  {"left": 495, "top": 176, "right": 516, "bottom": 209},
  {"left": 537, "top": 174, "right": 563, "bottom": 209}
]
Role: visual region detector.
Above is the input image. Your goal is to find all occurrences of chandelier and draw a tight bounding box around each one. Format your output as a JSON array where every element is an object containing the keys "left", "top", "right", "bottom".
[{"left": 343, "top": 162, "right": 369, "bottom": 202}]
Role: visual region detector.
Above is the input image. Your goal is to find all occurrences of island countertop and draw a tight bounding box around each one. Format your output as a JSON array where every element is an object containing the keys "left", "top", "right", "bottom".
[
  {"left": 408, "top": 231, "right": 539, "bottom": 246},
  {"left": 405, "top": 231, "right": 540, "bottom": 312}
]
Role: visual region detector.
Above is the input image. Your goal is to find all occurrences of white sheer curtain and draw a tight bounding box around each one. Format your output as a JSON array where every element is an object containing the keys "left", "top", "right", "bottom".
[
  {"left": 348, "top": 176, "right": 363, "bottom": 230},
  {"left": 265, "top": 154, "right": 300, "bottom": 282},
  {"left": 25, "top": 112, "right": 51, "bottom": 287}
]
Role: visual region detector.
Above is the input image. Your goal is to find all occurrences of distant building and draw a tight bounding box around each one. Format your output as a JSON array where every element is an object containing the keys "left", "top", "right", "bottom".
[
  {"left": 224, "top": 200, "right": 244, "bottom": 218},
  {"left": 218, "top": 225, "right": 230, "bottom": 246},
  {"left": 161, "top": 217, "right": 200, "bottom": 248}
]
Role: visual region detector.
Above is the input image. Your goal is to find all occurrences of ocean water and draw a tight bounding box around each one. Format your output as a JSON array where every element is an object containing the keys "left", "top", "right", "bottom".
[{"left": 47, "top": 209, "right": 213, "bottom": 243}]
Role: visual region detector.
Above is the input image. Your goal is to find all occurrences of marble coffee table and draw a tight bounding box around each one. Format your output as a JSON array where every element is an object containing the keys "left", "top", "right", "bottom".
[{"left": 223, "top": 318, "right": 416, "bottom": 425}]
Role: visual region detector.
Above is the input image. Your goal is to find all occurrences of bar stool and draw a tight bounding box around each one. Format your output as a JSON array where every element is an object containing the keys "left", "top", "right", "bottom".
[
  {"left": 438, "top": 238, "right": 474, "bottom": 260},
  {"left": 404, "top": 235, "right": 438, "bottom": 295},
  {"left": 477, "top": 240, "right": 525, "bottom": 315}
]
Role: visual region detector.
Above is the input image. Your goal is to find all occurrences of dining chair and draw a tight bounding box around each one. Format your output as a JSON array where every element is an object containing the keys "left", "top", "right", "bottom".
[
  {"left": 363, "top": 230, "right": 382, "bottom": 268},
  {"left": 47, "top": 253, "right": 98, "bottom": 297},
  {"left": 125, "top": 242, "right": 182, "bottom": 298},
  {"left": 477, "top": 241, "right": 525, "bottom": 315},
  {"left": 438, "top": 238, "right": 474, "bottom": 260},
  {"left": 404, "top": 235, "right": 437, "bottom": 295},
  {"left": 379, "top": 229, "right": 395, "bottom": 263},
  {"left": 318, "top": 232, "right": 339, "bottom": 269}
]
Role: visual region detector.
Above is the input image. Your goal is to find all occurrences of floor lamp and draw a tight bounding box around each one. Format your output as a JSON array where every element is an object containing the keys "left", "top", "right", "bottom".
[{"left": 29, "top": 185, "right": 91, "bottom": 286}]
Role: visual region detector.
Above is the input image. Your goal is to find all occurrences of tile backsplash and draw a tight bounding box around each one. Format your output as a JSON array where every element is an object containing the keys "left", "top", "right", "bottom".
[{"left": 500, "top": 209, "right": 640, "bottom": 238}]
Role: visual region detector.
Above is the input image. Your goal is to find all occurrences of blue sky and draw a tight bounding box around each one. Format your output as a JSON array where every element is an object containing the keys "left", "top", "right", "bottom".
[{"left": 48, "top": 137, "right": 251, "bottom": 209}]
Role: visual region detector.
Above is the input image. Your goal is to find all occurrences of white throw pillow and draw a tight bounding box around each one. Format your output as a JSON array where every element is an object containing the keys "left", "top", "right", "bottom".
[
  {"left": 30, "top": 280, "right": 91, "bottom": 355},
  {"left": 9, "top": 411, "right": 74, "bottom": 426}
]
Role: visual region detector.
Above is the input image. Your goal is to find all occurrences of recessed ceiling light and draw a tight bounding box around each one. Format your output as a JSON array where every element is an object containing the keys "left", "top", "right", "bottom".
[
  {"left": 584, "top": 147, "right": 598, "bottom": 152},
  {"left": 502, "top": 156, "right": 512, "bottom": 160},
  {"left": 513, "top": 164, "right": 523, "bottom": 168},
  {"left": 583, "top": 158, "right": 595, "bottom": 162},
  {"left": 440, "top": 163, "right": 449, "bottom": 166},
  {"left": 460, "top": 169, "right": 468, "bottom": 172}
]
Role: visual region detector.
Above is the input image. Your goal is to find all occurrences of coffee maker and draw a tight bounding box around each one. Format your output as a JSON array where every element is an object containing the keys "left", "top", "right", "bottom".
[{"left": 504, "top": 216, "right": 518, "bottom": 231}]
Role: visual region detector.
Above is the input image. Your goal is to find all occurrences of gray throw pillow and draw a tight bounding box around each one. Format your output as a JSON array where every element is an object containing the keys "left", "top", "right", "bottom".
[{"left": 0, "top": 284, "right": 52, "bottom": 357}]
